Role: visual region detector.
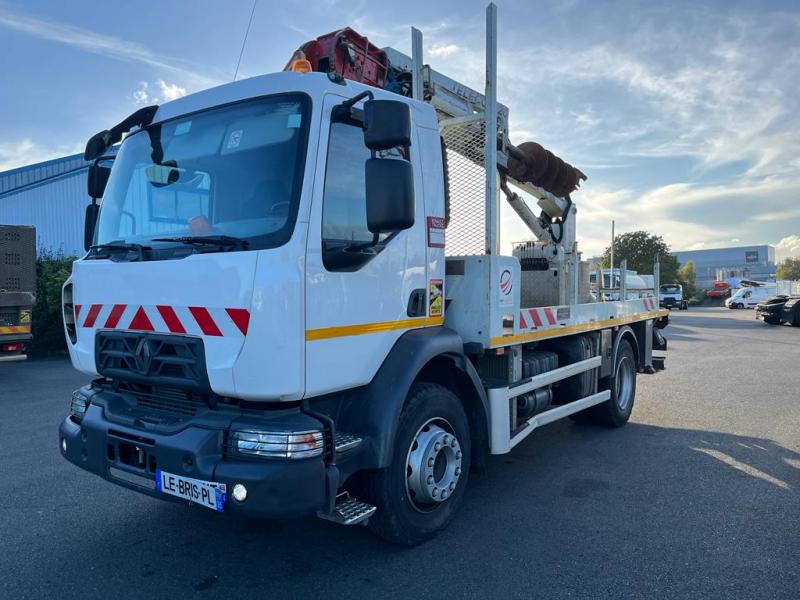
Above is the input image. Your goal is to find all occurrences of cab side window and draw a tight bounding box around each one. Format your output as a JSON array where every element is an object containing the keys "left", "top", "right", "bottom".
[{"left": 321, "top": 121, "right": 393, "bottom": 271}]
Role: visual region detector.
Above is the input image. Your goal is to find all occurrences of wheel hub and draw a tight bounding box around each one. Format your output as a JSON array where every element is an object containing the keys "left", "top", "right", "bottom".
[{"left": 406, "top": 421, "right": 462, "bottom": 511}]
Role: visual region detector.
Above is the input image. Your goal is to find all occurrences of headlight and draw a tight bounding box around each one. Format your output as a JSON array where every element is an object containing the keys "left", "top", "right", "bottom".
[
  {"left": 70, "top": 390, "right": 89, "bottom": 422},
  {"left": 229, "top": 429, "right": 324, "bottom": 459}
]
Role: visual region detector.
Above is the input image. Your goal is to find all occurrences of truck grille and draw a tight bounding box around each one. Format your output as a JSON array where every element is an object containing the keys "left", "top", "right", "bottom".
[
  {"left": 136, "top": 386, "right": 205, "bottom": 416},
  {"left": 95, "top": 331, "right": 210, "bottom": 392}
]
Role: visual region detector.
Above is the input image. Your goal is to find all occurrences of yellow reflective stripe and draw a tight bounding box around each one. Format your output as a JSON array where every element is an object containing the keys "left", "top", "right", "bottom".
[
  {"left": 306, "top": 316, "right": 444, "bottom": 341},
  {"left": 0, "top": 325, "right": 32, "bottom": 335},
  {"left": 489, "top": 310, "right": 668, "bottom": 347}
]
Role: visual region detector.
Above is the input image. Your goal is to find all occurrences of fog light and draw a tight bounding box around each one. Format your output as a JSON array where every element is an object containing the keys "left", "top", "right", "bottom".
[
  {"left": 61, "top": 438, "right": 67, "bottom": 453},
  {"left": 232, "top": 483, "right": 248, "bottom": 502},
  {"left": 229, "top": 429, "right": 324, "bottom": 459}
]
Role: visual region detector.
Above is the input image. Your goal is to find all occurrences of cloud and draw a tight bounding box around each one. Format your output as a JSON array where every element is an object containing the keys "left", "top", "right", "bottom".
[
  {"left": 157, "top": 80, "right": 187, "bottom": 101},
  {"left": 0, "top": 139, "right": 82, "bottom": 172},
  {"left": 776, "top": 236, "right": 800, "bottom": 262},
  {"left": 133, "top": 80, "right": 188, "bottom": 105},
  {"left": 133, "top": 81, "right": 150, "bottom": 104},
  {"left": 429, "top": 43, "right": 460, "bottom": 57},
  {"left": 0, "top": 6, "right": 222, "bottom": 87}
]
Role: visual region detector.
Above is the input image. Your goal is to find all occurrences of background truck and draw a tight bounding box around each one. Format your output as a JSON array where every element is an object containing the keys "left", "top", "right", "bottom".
[
  {"left": 59, "top": 4, "right": 669, "bottom": 545},
  {"left": 755, "top": 295, "right": 800, "bottom": 326},
  {"left": 660, "top": 283, "right": 687, "bottom": 310},
  {"left": 0, "top": 225, "right": 35, "bottom": 361}
]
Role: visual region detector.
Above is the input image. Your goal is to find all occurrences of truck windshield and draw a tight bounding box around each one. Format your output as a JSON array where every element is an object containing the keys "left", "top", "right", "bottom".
[
  {"left": 95, "top": 94, "right": 310, "bottom": 251},
  {"left": 661, "top": 285, "right": 680, "bottom": 294}
]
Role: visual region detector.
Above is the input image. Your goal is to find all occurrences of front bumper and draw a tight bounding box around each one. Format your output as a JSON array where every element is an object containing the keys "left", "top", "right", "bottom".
[
  {"left": 59, "top": 398, "right": 334, "bottom": 519},
  {"left": 755, "top": 307, "right": 782, "bottom": 320}
]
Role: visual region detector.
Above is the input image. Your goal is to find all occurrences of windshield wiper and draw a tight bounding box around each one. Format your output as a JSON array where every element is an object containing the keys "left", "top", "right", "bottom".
[
  {"left": 89, "top": 242, "right": 149, "bottom": 261},
  {"left": 151, "top": 235, "right": 249, "bottom": 251}
]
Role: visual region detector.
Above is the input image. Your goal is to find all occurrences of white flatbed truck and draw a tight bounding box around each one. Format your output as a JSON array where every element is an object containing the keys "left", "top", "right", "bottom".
[{"left": 59, "top": 4, "right": 669, "bottom": 545}]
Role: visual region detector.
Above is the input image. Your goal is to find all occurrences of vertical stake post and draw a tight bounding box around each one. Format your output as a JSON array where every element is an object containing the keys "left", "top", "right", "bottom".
[
  {"left": 411, "top": 27, "right": 423, "bottom": 101},
  {"left": 484, "top": 2, "right": 499, "bottom": 256}
]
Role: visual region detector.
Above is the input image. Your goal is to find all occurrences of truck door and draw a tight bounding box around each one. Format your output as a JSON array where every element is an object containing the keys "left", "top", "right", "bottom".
[{"left": 304, "top": 94, "right": 429, "bottom": 398}]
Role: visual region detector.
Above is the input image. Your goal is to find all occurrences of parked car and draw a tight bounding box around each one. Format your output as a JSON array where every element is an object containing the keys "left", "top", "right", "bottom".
[
  {"left": 707, "top": 281, "right": 730, "bottom": 299},
  {"left": 756, "top": 295, "right": 800, "bottom": 326}
]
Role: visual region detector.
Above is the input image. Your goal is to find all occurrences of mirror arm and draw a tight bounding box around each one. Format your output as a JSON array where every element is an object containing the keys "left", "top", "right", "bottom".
[{"left": 332, "top": 90, "right": 374, "bottom": 123}]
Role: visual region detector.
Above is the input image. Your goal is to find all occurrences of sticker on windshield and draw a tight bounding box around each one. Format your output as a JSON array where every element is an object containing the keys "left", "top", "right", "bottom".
[
  {"left": 227, "top": 129, "right": 243, "bottom": 149},
  {"left": 174, "top": 121, "right": 192, "bottom": 136},
  {"left": 287, "top": 114, "right": 302, "bottom": 128}
]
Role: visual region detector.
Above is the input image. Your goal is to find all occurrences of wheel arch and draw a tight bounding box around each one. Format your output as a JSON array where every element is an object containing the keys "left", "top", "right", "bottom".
[
  {"left": 415, "top": 353, "right": 490, "bottom": 471},
  {"left": 331, "top": 327, "right": 488, "bottom": 471},
  {"left": 615, "top": 325, "right": 640, "bottom": 369}
]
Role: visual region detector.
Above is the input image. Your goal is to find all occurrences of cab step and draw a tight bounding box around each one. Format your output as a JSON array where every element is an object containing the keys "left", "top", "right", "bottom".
[
  {"left": 318, "top": 493, "right": 376, "bottom": 526},
  {"left": 333, "top": 432, "right": 363, "bottom": 453}
]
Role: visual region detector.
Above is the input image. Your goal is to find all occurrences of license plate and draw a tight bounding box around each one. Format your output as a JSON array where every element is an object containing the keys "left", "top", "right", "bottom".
[{"left": 156, "top": 469, "right": 226, "bottom": 512}]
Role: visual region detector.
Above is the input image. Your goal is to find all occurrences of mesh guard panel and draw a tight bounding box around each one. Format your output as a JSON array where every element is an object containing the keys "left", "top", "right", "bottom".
[{"left": 440, "top": 120, "right": 486, "bottom": 256}]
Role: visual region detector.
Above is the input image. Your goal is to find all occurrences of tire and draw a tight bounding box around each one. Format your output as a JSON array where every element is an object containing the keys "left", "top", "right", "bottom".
[
  {"left": 589, "top": 339, "right": 637, "bottom": 427},
  {"left": 365, "top": 382, "right": 471, "bottom": 546}
]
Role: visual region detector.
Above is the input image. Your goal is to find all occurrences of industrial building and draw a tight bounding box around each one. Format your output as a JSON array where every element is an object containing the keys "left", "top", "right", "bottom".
[
  {"left": 0, "top": 154, "right": 783, "bottom": 292},
  {"left": 0, "top": 153, "right": 94, "bottom": 257},
  {"left": 674, "top": 245, "right": 776, "bottom": 289}
]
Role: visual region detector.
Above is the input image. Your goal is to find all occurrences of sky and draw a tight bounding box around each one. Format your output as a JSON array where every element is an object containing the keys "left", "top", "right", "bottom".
[{"left": 0, "top": 0, "right": 798, "bottom": 260}]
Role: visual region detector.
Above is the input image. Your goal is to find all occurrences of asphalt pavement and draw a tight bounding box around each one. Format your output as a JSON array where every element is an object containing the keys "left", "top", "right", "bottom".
[{"left": 1, "top": 307, "right": 798, "bottom": 599}]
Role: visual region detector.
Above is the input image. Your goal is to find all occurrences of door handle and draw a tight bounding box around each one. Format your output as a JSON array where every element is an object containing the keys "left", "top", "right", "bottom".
[{"left": 407, "top": 288, "right": 426, "bottom": 317}]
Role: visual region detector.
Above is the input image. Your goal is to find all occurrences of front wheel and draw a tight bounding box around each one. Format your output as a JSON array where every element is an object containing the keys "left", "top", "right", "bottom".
[
  {"left": 365, "top": 383, "right": 471, "bottom": 546},
  {"left": 589, "top": 339, "right": 637, "bottom": 427}
]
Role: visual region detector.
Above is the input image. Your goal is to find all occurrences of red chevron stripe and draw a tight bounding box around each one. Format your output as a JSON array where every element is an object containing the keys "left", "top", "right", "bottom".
[
  {"left": 129, "top": 306, "right": 155, "bottom": 331},
  {"left": 519, "top": 311, "right": 528, "bottom": 329},
  {"left": 543, "top": 307, "right": 556, "bottom": 325},
  {"left": 189, "top": 306, "right": 222, "bottom": 336},
  {"left": 529, "top": 308, "right": 543, "bottom": 327},
  {"left": 157, "top": 305, "right": 186, "bottom": 334},
  {"left": 74, "top": 305, "right": 82, "bottom": 321},
  {"left": 225, "top": 308, "right": 250, "bottom": 335},
  {"left": 104, "top": 304, "right": 127, "bottom": 328},
  {"left": 83, "top": 304, "right": 102, "bottom": 328}
]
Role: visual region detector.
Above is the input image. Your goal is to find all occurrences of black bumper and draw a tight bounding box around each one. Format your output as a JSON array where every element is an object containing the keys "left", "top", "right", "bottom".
[{"left": 59, "top": 401, "right": 334, "bottom": 519}]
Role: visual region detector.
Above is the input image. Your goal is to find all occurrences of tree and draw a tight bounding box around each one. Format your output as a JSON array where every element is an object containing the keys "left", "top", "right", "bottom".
[
  {"left": 776, "top": 257, "right": 800, "bottom": 281},
  {"left": 599, "top": 230, "right": 679, "bottom": 283},
  {"left": 677, "top": 260, "right": 697, "bottom": 298}
]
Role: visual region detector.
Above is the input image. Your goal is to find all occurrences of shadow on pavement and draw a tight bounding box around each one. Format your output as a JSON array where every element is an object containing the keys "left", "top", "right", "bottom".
[{"left": 48, "top": 420, "right": 799, "bottom": 597}]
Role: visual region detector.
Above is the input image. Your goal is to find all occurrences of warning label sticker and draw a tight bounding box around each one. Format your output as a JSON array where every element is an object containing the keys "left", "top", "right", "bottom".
[
  {"left": 427, "top": 216, "right": 446, "bottom": 248},
  {"left": 429, "top": 279, "right": 444, "bottom": 317}
]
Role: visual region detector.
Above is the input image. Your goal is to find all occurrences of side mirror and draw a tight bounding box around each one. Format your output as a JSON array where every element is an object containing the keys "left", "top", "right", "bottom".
[
  {"left": 84, "top": 202, "right": 100, "bottom": 251},
  {"left": 363, "top": 99, "right": 411, "bottom": 150},
  {"left": 365, "top": 158, "right": 415, "bottom": 233},
  {"left": 87, "top": 163, "right": 111, "bottom": 199},
  {"left": 84, "top": 130, "right": 112, "bottom": 161}
]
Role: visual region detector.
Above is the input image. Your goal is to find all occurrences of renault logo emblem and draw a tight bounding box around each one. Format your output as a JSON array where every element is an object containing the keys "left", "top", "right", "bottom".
[{"left": 133, "top": 338, "right": 155, "bottom": 374}]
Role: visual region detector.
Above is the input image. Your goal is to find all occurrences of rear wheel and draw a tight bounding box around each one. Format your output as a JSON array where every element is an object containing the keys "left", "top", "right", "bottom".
[
  {"left": 365, "top": 383, "right": 470, "bottom": 546},
  {"left": 589, "top": 339, "right": 637, "bottom": 427}
]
